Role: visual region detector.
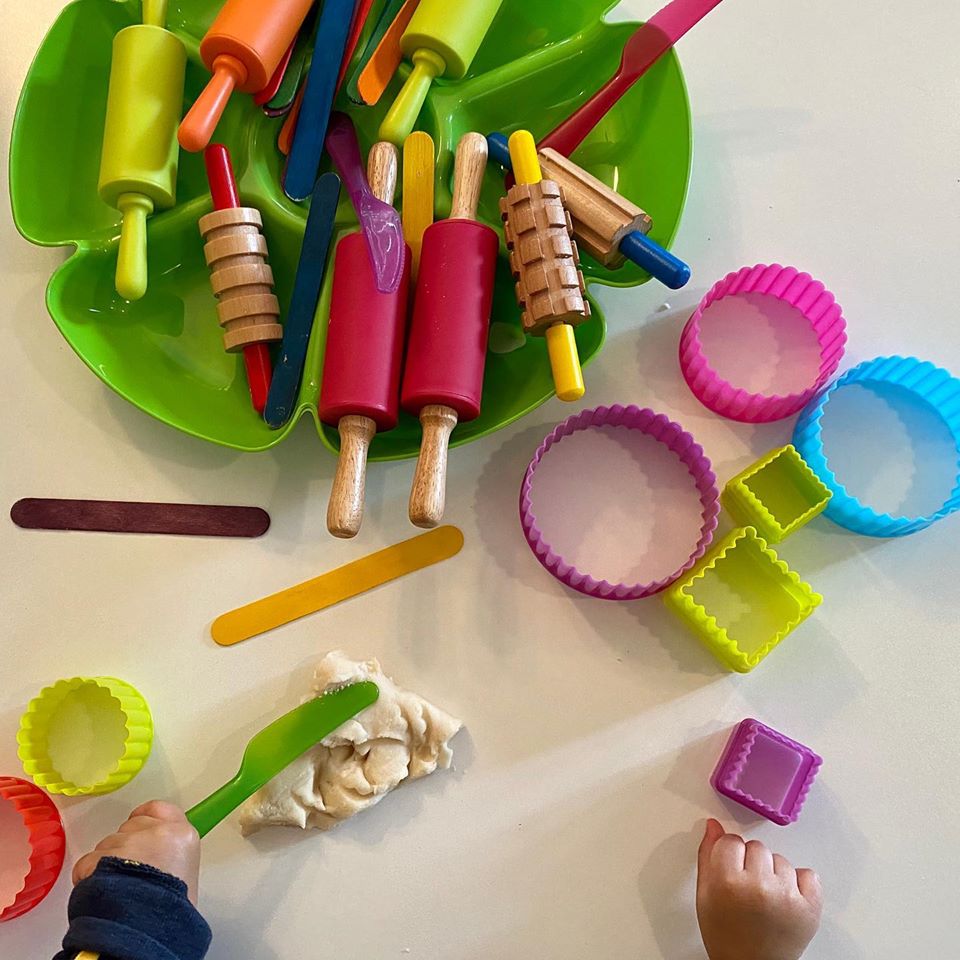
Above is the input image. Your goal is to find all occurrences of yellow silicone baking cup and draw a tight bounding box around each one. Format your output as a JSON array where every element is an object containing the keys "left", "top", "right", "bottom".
[{"left": 17, "top": 677, "right": 153, "bottom": 796}]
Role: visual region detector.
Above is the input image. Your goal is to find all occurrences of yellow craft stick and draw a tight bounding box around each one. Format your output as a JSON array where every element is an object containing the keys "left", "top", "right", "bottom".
[
  {"left": 212, "top": 526, "right": 464, "bottom": 646},
  {"left": 402, "top": 131, "right": 435, "bottom": 280}
]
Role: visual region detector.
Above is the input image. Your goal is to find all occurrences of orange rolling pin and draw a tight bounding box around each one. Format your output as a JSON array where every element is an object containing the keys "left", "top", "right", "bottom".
[
  {"left": 179, "top": 0, "right": 316, "bottom": 152},
  {"left": 319, "top": 143, "right": 412, "bottom": 539},
  {"left": 401, "top": 133, "right": 499, "bottom": 528},
  {"left": 500, "top": 130, "right": 589, "bottom": 403}
]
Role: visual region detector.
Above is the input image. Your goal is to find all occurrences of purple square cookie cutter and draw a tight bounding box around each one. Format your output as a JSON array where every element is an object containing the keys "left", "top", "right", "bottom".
[{"left": 712, "top": 718, "right": 822, "bottom": 826}]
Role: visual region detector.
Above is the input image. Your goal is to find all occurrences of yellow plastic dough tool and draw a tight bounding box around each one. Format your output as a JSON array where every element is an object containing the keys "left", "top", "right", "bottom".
[
  {"left": 212, "top": 526, "right": 464, "bottom": 645},
  {"left": 98, "top": 0, "right": 186, "bottom": 301}
]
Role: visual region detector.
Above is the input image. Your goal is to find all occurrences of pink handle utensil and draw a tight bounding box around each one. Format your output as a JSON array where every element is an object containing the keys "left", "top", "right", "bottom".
[{"left": 541, "top": 0, "right": 726, "bottom": 158}]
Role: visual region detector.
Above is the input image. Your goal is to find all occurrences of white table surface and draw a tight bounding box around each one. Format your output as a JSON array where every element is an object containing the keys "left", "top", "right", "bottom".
[{"left": 3, "top": 2, "right": 959, "bottom": 958}]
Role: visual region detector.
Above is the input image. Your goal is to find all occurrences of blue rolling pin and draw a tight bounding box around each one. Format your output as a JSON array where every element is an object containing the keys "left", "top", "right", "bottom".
[{"left": 487, "top": 132, "right": 690, "bottom": 290}]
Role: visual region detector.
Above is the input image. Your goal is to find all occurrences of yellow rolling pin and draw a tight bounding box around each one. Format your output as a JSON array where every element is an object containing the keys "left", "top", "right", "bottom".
[
  {"left": 500, "top": 130, "right": 589, "bottom": 402},
  {"left": 98, "top": 0, "right": 186, "bottom": 301}
]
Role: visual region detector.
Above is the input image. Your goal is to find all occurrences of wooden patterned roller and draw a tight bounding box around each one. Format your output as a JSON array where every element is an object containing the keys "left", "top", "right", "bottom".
[
  {"left": 198, "top": 206, "right": 283, "bottom": 352},
  {"left": 538, "top": 148, "right": 652, "bottom": 269},
  {"left": 499, "top": 179, "right": 591, "bottom": 337}
]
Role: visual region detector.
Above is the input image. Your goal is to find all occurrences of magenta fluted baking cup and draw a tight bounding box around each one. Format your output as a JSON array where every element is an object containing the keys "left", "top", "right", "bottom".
[
  {"left": 519, "top": 405, "right": 721, "bottom": 600},
  {"left": 679, "top": 264, "right": 848, "bottom": 423}
]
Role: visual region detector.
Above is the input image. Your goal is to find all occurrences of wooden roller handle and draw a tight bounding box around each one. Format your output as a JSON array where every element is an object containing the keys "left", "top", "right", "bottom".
[
  {"left": 327, "top": 416, "right": 377, "bottom": 539},
  {"left": 409, "top": 405, "right": 458, "bottom": 529},
  {"left": 450, "top": 132, "right": 488, "bottom": 221},
  {"left": 368, "top": 140, "right": 399, "bottom": 205}
]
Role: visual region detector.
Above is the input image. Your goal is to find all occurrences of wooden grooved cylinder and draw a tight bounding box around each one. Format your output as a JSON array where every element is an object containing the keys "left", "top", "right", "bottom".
[
  {"left": 538, "top": 147, "right": 653, "bottom": 269},
  {"left": 499, "top": 180, "right": 591, "bottom": 336},
  {"left": 199, "top": 206, "right": 283, "bottom": 353}
]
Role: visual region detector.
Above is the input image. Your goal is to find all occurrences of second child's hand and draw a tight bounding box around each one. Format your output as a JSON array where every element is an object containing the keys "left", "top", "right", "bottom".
[{"left": 696, "top": 819, "right": 823, "bottom": 960}]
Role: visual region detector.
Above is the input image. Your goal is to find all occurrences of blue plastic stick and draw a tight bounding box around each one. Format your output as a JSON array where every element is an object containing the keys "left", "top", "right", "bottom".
[
  {"left": 265, "top": 173, "right": 342, "bottom": 429},
  {"left": 486, "top": 132, "right": 690, "bottom": 290},
  {"left": 283, "top": 0, "right": 356, "bottom": 202}
]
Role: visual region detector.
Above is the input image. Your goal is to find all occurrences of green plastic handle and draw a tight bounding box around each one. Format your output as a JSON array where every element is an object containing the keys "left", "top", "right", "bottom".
[
  {"left": 142, "top": 0, "right": 168, "bottom": 28},
  {"left": 187, "top": 779, "right": 249, "bottom": 838},
  {"left": 115, "top": 193, "right": 153, "bottom": 302},
  {"left": 378, "top": 48, "right": 445, "bottom": 146},
  {"left": 185, "top": 682, "right": 380, "bottom": 838}
]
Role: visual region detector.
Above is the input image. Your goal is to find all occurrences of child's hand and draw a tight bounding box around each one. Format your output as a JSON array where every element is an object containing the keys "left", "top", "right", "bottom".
[
  {"left": 72, "top": 800, "right": 202, "bottom": 904},
  {"left": 696, "top": 819, "right": 822, "bottom": 960}
]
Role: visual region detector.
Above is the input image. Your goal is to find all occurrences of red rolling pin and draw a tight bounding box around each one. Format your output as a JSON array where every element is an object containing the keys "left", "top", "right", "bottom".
[
  {"left": 203, "top": 144, "right": 274, "bottom": 414},
  {"left": 402, "top": 132, "right": 499, "bottom": 528},
  {"left": 319, "top": 142, "right": 412, "bottom": 539}
]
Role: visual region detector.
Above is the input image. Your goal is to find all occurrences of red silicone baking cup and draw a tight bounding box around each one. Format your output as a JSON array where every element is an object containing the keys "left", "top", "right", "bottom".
[
  {"left": 0, "top": 776, "right": 65, "bottom": 922},
  {"left": 679, "top": 264, "right": 847, "bottom": 423},
  {"left": 519, "top": 405, "right": 721, "bottom": 600}
]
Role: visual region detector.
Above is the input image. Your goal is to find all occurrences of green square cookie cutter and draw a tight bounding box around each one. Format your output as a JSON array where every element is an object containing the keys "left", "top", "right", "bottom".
[
  {"left": 722, "top": 444, "right": 833, "bottom": 544},
  {"left": 664, "top": 526, "right": 823, "bottom": 673},
  {"left": 8, "top": 0, "right": 692, "bottom": 459}
]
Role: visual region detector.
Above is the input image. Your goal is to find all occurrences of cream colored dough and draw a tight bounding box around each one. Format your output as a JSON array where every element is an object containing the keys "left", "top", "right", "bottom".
[{"left": 239, "top": 652, "right": 463, "bottom": 835}]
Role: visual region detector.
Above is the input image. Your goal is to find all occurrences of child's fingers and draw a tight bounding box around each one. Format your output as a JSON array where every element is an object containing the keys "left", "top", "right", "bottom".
[
  {"left": 118, "top": 814, "right": 165, "bottom": 834},
  {"left": 772, "top": 853, "right": 795, "bottom": 878},
  {"left": 796, "top": 868, "right": 823, "bottom": 906},
  {"left": 744, "top": 839, "right": 773, "bottom": 875},
  {"left": 128, "top": 799, "right": 185, "bottom": 823},
  {"left": 710, "top": 832, "right": 746, "bottom": 873},
  {"left": 697, "top": 818, "right": 726, "bottom": 873}
]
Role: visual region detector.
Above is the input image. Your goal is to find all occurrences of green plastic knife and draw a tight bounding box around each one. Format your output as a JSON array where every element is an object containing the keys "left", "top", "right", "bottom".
[{"left": 186, "top": 682, "right": 379, "bottom": 837}]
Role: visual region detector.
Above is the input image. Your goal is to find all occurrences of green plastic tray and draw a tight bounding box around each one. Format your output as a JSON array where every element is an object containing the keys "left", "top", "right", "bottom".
[{"left": 9, "top": 0, "right": 692, "bottom": 459}]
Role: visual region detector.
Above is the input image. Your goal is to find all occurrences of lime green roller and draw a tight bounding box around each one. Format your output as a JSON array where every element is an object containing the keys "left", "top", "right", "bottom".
[
  {"left": 378, "top": 0, "right": 505, "bottom": 145},
  {"left": 98, "top": 0, "right": 185, "bottom": 301}
]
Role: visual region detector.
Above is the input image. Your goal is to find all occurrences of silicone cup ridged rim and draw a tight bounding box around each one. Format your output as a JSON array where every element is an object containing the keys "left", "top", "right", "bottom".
[
  {"left": 518, "top": 405, "right": 721, "bottom": 600},
  {"left": 0, "top": 776, "right": 66, "bottom": 921},
  {"left": 721, "top": 444, "right": 833, "bottom": 543},
  {"left": 679, "top": 264, "right": 848, "bottom": 423},
  {"left": 17, "top": 677, "right": 154, "bottom": 797},
  {"left": 712, "top": 719, "right": 823, "bottom": 826},
  {"left": 664, "top": 526, "right": 823, "bottom": 672},
  {"left": 793, "top": 356, "right": 960, "bottom": 537}
]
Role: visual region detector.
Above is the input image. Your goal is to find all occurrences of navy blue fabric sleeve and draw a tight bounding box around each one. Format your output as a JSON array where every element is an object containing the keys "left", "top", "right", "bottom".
[{"left": 52, "top": 857, "right": 212, "bottom": 960}]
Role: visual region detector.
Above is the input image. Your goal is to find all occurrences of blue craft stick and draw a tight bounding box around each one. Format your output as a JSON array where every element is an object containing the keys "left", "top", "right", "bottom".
[
  {"left": 486, "top": 132, "right": 690, "bottom": 290},
  {"left": 283, "top": 0, "right": 356, "bottom": 202},
  {"left": 265, "top": 173, "right": 342, "bottom": 429}
]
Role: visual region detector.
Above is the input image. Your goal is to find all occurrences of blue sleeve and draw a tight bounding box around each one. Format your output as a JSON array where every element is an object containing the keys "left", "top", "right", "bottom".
[{"left": 52, "top": 857, "right": 212, "bottom": 960}]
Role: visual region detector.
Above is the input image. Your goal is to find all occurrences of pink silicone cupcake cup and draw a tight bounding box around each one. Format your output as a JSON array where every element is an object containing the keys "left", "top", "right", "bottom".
[
  {"left": 679, "top": 264, "right": 848, "bottom": 423},
  {"left": 519, "top": 405, "right": 721, "bottom": 600}
]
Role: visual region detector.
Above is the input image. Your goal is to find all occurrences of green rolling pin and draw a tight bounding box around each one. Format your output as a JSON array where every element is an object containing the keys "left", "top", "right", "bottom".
[
  {"left": 378, "top": 0, "right": 504, "bottom": 146},
  {"left": 98, "top": 0, "right": 186, "bottom": 301}
]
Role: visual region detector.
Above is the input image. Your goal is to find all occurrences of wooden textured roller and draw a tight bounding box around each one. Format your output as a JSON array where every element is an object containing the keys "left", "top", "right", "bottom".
[
  {"left": 500, "top": 179, "right": 591, "bottom": 336},
  {"left": 198, "top": 207, "right": 283, "bottom": 353}
]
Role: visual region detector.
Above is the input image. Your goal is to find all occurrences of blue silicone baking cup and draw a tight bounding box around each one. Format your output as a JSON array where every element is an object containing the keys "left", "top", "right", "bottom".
[{"left": 793, "top": 356, "right": 960, "bottom": 537}]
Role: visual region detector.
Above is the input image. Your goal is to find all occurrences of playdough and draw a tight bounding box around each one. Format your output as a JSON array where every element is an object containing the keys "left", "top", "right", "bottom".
[{"left": 239, "top": 652, "right": 461, "bottom": 835}]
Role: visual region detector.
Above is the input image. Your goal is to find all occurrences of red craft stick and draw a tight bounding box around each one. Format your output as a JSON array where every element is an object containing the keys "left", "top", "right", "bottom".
[
  {"left": 11, "top": 499, "right": 271, "bottom": 538},
  {"left": 203, "top": 144, "right": 273, "bottom": 414}
]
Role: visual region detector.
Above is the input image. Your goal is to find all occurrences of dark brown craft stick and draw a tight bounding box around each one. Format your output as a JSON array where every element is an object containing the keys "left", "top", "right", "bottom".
[{"left": 10, "top": 499, "right": 270, "bottom": 538}]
